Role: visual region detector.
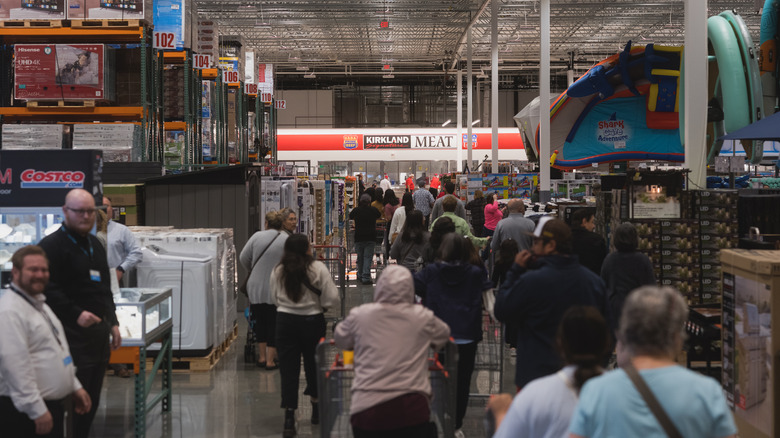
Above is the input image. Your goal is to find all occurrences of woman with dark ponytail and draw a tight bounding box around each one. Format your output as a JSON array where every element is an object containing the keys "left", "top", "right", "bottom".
[
  {"left": 490, "top": 306, "right": 609, "bottom": 438},
  {"left": 271, "top": 234, "right": 340, "bottom": 437}
]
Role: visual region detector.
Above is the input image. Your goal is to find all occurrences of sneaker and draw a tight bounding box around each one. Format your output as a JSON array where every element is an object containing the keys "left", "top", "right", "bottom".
[
  {"left": 454, "top": 429, "right": 465, "bottom": 438},
  {"left": 283, "top": 409, "right": 296, "bottom": 437}
]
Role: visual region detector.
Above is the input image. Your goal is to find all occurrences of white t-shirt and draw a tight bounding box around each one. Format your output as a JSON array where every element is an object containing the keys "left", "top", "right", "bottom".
[{"left": 493, "top": 365, "right": 579, "bottom": 438}]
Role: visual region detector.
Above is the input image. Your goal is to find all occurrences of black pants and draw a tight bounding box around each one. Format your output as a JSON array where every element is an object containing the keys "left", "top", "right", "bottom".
[
  {"left": 0, "top": 395, "right": 71, "bottom": 438},
  {"left": 276, "top": 312, "right": 326, "bottom": 409},
  {"left": 440, "top": 341, "right": 478, "bottom": 430},
  {"left": 74, "top": 363, "right": 106, "bottom": 438},
  {"left": 250, "top": 303, "right": 277, "bottom": 346},
  {"left": 353, "top": 422, "right": 436, "bottom": 438}
]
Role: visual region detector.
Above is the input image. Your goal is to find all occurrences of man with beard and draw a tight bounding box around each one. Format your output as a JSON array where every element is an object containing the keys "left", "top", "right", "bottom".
[
  {"left": 38, "top": 189, "right": 121, "bottom": 438},
  {"left": 0, "top": 245, "right": 91, "bottom": 437}
]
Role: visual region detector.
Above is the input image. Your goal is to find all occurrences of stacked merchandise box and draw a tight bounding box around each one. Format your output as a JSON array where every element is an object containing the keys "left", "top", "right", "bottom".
[
  {"left": 130, "top": 228, "right": 237, "bottom": 351},
  {"left": 721, "top": 249, "right": 780, "bottom": 438},
  {"left": 0, "top": 0, "right": 66, "bottom": 20},
  {"left": 103, "top": 183, "right": 143, "bottom": 226},
  {"left": 164, "top": 130, "right": 184, "bottom": 169},
  {"left": 633, "top": 220, "right": 661, "bottom": 279},
  {"left": 659, "top": 219, "right": 700, "bottom": 304},
  {"left": 197, "top": 20, "right": 219, "bottom": 65},
  {"left": 226, "top": 89, "right": 238, "bottom": 162},
  {"left": 163, "top": 66, "right": 185, "bottom": 121},
  {"left": 152, "top": 0, "right": 193, "bottom": 50},
  {"left": 297, "top": 182, "right": 314, "bottom": 240},
  {"left": 697, "top": 190, "right": 739, "bottom": 304},
  {"left": 14, "top": 44, "right": 115, "bottom": 102},
  {"left": 201, "top": 81, "right": 214, "bottom": 160},
  {"left": 72, "top": 123, "right": 142, "bottom": 162},
  {"left": 312, "top": 180, "right": 326, "bottom": 245},
  {"left": 66, "top": 0, "right": 152, "bottom": 22},
  {"left": 218, "top": 37, "right": 244, "bottom": 82},
  {"left": 1, "top": 124, "right": 64, "bottom": 149}
]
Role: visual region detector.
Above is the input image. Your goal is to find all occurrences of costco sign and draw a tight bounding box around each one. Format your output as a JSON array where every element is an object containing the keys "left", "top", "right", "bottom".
[{"left": 21, "top": 169, "right": 85, "bottom": 188}]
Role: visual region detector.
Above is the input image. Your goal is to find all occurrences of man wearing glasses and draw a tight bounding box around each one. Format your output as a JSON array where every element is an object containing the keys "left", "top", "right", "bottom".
[{"left": 38, "top": 189, "right": 121, "bottom": 438}]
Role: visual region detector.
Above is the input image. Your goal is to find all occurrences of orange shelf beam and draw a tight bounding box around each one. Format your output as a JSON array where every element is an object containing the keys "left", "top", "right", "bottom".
[
  {"left": 164, "top": 121, "right": 187, "bottom": 131},
  {"left": 201, "top": 68, "right": 219, "bottom": 80},
  {"left": 0, "top": 26, "right": 145, "bottom": 43},
  {"left": 227, "top": 82, "right": 241, "bottom": 88},
  {"left": 0, "top": 106, "right": 144, "bottom": 121},
  {"left": 162, "top": 51, "right": 187, "bottom": 62}
]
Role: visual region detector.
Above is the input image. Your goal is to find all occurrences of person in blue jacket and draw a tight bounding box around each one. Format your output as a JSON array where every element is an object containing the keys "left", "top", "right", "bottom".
[
  {"left": 495, "top": 217, "right": 610, "bottom": 390},
  {"left": 413, "top": 234, "right": 492, "bottom": 436}
]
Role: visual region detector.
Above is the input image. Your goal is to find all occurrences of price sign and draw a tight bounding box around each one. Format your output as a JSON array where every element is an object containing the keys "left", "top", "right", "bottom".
[
  {"left": 260, "top": 93, "right": 273, "bottom": 102},
  {"left": 275, "top": 100, "right": 286, "bottom": 110},
  {"left": 153, "top": 32, "right": 177, "bottom": 50},
  {"left": 193, "top": 54, "right": 212, "bottom": 69},
  {"left": 222, "top": 70, "right": 239, "bottom": 83},
  {"left": 245, "top": 83, "right": 258, "bottom": 94}
]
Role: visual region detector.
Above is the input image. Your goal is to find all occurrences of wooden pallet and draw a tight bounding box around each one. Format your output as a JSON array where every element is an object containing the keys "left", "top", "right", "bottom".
[
  {"left": 145, "top": 324, "right": 239, "bottom": 373},
  {"left": 69, "top": 19, "right": 141, "bottom": 29},
  {"left": 0, "top": 19, "right": 63, "bottom": 28},
  {"left": 26, "top": 100, "right": 96, "bottom": 109}
]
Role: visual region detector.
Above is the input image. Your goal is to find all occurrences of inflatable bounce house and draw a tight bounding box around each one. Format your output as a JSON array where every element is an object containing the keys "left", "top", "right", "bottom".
[{"left": 515, "top": 7, "right": 768, "bottom": 169}]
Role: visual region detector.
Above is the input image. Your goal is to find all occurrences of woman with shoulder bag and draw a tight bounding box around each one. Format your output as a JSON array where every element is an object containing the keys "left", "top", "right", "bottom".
[
  {"left": 271, "top": 234, "right": 341, "bottom": 438},
  {"left": 389, "top": 210, "right": 429, "bottom": 272},
  {"left": 239, "top": 210, "right": 288, "bottom": 369}
]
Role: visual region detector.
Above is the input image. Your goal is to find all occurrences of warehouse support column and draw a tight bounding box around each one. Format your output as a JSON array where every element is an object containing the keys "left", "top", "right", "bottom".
[
  {"left": 490, "top": 0, "right": 499, "bottom": 173},
  {"left": 457, "top": 69, "right": 463, "bottom": 172},
  {"left": 684, "top": 0, "right": 708, "bottom": 189},
  {"left": 467, "top": 28, "right": 474, "bottom": 169},
  {"left": 539, "top": 0, "right": 551, "bottom": 202}
]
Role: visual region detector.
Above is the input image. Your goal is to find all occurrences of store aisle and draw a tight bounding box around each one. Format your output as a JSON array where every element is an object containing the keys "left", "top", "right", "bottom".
[{"left": 92, "top": 277, "right": 512, "bottom": 438}]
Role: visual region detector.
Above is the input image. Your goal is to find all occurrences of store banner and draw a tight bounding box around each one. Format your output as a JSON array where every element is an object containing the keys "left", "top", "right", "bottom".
[
  {"left": 0, "top": 150, "right": 103, "bottom": 207},
  {"left": 277, "top": 130, "right": 523, "bottom": 151}
]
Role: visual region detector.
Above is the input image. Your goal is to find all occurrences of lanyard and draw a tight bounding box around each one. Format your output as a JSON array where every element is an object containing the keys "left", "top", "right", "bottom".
[
  {"left": 61, "top": 226, "right": 93, "bottom": 261},
  {"left": 9, "top": 284, "right": 64, "bottom": 351}
]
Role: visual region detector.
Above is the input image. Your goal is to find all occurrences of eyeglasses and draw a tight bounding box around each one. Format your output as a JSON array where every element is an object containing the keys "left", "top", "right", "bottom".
[{"left": 65, "top": 206, "right": 97, "bottom": 216}]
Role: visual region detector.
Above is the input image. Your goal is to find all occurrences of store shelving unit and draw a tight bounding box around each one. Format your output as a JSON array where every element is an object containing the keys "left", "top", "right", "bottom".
[
  {"left": 0, "top": 23, "right": 162, "bottom": 160},
  {"left": 160, "top": 49, "right": 202, "bottom": 171}
]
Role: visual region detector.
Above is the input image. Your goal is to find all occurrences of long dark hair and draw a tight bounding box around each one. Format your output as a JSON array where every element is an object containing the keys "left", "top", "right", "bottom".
[
  {"left": 383, "top": 189, "right": 399, "bottom": 206},
  {"left": 436, "top": 233, "right": 468, "bottom": 263},
  {"left": 401, "top": 192, "right": 414, "bottom": 215},
  {"left": 279, "top": 234, "right": 313, "bottom": 303},
  {"left": 486, "top": 192, "right": 496, "bottom": 205},
  {"left": 429, "top": 217, "right": 455, "bottom": 256},
  {"left": 400, "top": 210, "right": 426, "bottom": 244},
  {"left": 557, "top": 306, "right": 610, "bottom": 393}
]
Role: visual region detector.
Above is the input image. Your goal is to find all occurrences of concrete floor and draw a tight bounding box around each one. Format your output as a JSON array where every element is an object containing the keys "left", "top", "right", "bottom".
[{"left": 91, "top": 268, "right": 514, "bottom": 438}]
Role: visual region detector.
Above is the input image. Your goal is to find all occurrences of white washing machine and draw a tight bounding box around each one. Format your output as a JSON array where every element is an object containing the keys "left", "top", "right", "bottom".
[{"left": 137, "top": 246, "right": 214, "bottom": 353}]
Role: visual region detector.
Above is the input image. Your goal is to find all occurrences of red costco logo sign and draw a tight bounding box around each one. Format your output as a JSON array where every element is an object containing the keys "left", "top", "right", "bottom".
[{"left": 20, "top": 169, "right": 85, "bottom": 188}]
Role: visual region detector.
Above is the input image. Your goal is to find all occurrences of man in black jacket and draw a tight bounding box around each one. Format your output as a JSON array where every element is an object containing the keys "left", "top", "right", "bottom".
[
  {"left": 495, "top": 218, "right": 610, "bottom": 390},
  {"left": 349, "top": 194, "right": 381, "bottom": 284},
  {"left": 570, "top": 208, "right": 607, "bottom": 275},
  {"left": 38, "top": 189, "right": 122, "bottom": 438}
]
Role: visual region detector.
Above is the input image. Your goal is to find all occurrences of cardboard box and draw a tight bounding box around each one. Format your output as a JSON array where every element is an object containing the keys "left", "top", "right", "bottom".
[
  {"left": 14, "top": 44, "right": 114, "bottom": 101},
  {"left": 152, "top": 0, "right": 193, "bottom": 50},
  {"left": 103, "top": 183, "right": 142, "bottom": 206},
  {"left": 66, "top": 0, "right": 152, "bottom": 22},
  {"left": 0, "top": 0, "right": 66, "bottom": 20},
  {"left": 721, "top": 249, "right": 780, "bottom": 438}
]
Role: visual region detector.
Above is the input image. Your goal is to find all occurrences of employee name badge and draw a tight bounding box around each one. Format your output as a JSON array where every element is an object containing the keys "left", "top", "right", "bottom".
[
  {"left": 89, "top": 270, "right": 101, "bottom": 282},
  {"left": 63, "top": 355, "right": 73, "bottom": 366}
]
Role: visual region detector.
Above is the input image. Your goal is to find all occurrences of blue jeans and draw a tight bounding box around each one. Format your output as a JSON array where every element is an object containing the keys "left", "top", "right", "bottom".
[{"left": 355, "top": 241, "right": 374, "bottom": 282}]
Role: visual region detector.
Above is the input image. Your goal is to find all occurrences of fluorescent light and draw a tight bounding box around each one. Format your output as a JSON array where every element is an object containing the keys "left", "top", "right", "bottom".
[
  {"left": 296, "top": 66, "right": 309, "bottom": 71},
  {"left": 442, "top": 119, "right": 452, "bottom": 127},
  {"left": 382, "top": 74, "right": 395, "bottom": 79},
  {"left": 471, "top": 119, "right": 480, "bottom": 126},
  {"left": 304, "top": 72, "right": 316, "bottom": 79}
]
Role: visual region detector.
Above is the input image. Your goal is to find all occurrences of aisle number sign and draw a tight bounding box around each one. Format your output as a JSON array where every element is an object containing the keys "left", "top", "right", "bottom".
[
  {"left": 261, "top": 93, "right": 273, "bottom": 103},
  {"left": 275, "top": 100, "right": 286, "bottom": 110},
  {"left": 245, "top": 83, "right": 258, "bottom": 95},
  {"left": 153, "top": 32, "right": 177, "bottom": 50},
  {"left": 223, "top": 70, "right": 239, "bottom": 84},
  {"left": 193, "top": 54, "right": 212, "bottom": 69}
]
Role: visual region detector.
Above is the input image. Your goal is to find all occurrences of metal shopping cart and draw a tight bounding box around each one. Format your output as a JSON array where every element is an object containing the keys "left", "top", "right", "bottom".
[
  {"left": 374, "top": 219, "right": 388, "bottom": 271},
  {"left": 472, "top": 310, "right": 505, "bottom": 399},
  {"left": 312, "top": 245, "right": 347, "bottom": 322},
  {"left": 316, "top": 339, "right": 458, "bottom": 438}
]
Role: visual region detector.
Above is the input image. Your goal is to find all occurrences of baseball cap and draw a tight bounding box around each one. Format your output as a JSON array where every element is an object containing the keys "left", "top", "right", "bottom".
[{"left": 530, "top": 216, "right": 554, "bottom": 237}]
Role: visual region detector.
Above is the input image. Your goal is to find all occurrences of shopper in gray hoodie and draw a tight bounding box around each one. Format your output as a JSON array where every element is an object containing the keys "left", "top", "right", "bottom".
[{"left": 335, "top": 265, "right": 450, "bottom": 437}]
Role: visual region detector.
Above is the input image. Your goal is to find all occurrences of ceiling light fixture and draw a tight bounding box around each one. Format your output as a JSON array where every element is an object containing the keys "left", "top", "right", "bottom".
[
  {"left": 442, "top": 119, "right": 452, "bottom": 127},
  {"left": 296, "top": 65, "right": 309, "bottom": 71},
  {"left": 383, "top": 74, "right": 395, "bottom": 79},
  {"left": 304, "top": 72, "right": 316, "bottom": 79},
  {"left": 471, "top": 119, "right": 481, "bottom": 126}
]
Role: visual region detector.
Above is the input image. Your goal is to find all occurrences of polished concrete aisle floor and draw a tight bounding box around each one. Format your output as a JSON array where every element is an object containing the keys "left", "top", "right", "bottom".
[{"left": 91, "top": 275, "right": 514, "bottom": 438}]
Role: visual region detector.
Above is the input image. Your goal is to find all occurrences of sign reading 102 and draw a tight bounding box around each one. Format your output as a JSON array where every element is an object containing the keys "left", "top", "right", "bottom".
[{"left": 153, "top": 31, "right": 177, "bottom": 50}]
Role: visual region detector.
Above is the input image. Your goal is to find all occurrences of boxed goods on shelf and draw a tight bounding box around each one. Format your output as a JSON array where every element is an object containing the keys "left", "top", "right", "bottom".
[
  {"left": 1, "top": 124, "right": 64, "bottom": 149},
  {"left": 197, "top": 20, "right": 218, "bottom": 65},
  {"left": 721, "top": 249, "right": 780, "bottom": 438},
  {"left": 66, "top": 0, "right": 152, "bottom": 22},
  {"left": 72, "top": 123, "right": 142, "bottom": 162},
  {"left": 0, "top": 0, "right": 66, "bottom": 20},
  {"left": 152, "top": 0, "right": 194, "bottom": 50},
  {"left": 14, "top": 44, "right": 115, "bottom": 101},
  {"left": 163, "top": 130, "right": 184, "bottom": 168}
]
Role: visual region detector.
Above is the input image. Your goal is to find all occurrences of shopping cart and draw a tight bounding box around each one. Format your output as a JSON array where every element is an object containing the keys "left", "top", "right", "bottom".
[
  {"left": 472, "top": 310, "right": 505, "bottom": 399},
  {"left": 374, "top": 219, "right": 388, "bottom": 270},
  {"left": 312, "top": 245, "right": 347, "bottom": 321},
  {"left": 316, "top": 339, "right": 458, "bottom": 438}
]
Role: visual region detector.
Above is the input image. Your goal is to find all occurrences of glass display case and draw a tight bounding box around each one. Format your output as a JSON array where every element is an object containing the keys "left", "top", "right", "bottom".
[
  {"left": 0, "top": 207, "right": 64, "bottom": 287},
  {"left": 115, "top": 287, "right": 173, "bottom": 347}
]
